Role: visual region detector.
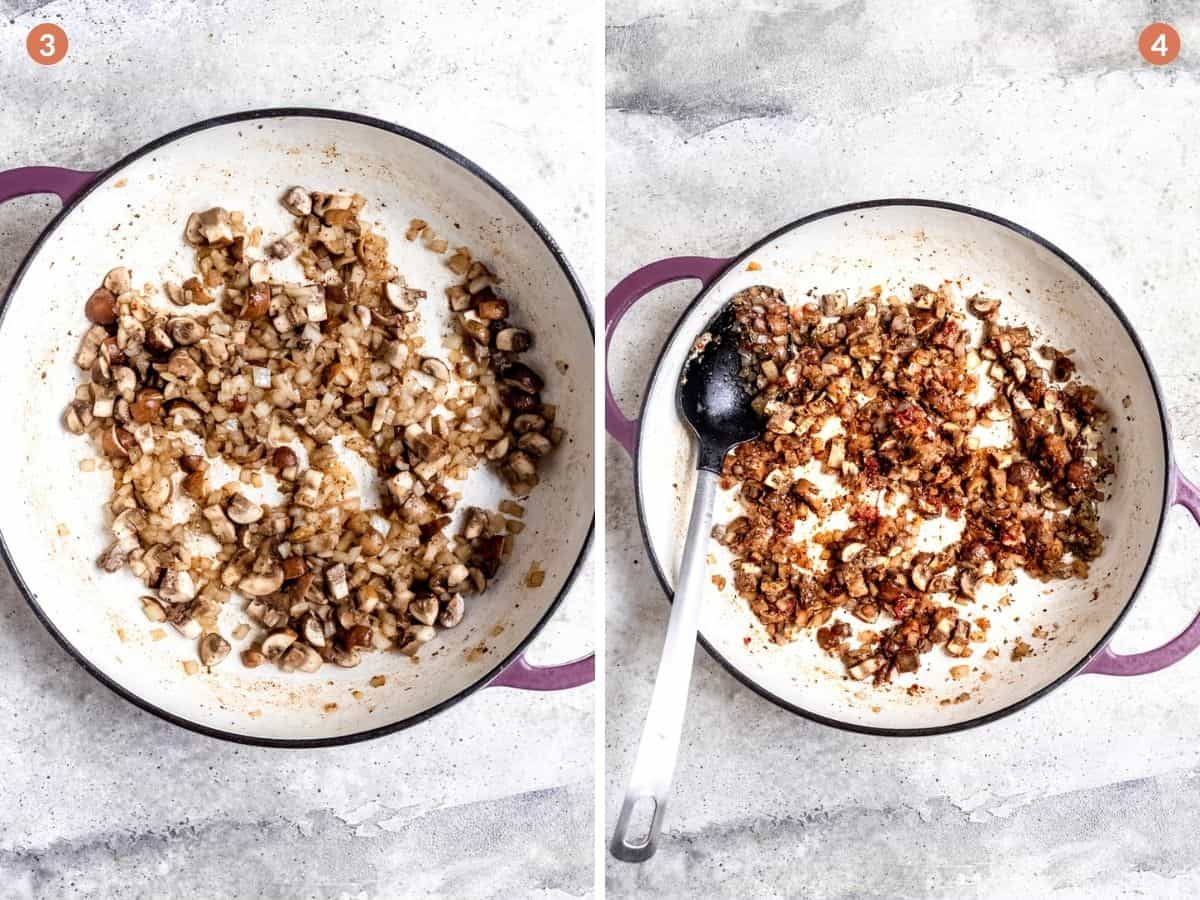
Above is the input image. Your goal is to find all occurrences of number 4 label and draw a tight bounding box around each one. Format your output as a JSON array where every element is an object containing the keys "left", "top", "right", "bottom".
[{"left": 1140, "top": 23, "right": 1180, "bottom": 65}]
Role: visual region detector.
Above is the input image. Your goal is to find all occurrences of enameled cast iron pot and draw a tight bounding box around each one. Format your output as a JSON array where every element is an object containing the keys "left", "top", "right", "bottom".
[
  {"left": 606, "top": 200, "right": 1200, "bottom": 736},
  {"left": 0, "top": 109, "right": 594, "bottom": 747}
]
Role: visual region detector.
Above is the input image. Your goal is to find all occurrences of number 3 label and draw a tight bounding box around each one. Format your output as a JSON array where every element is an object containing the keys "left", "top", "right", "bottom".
[
  {"left": 25, "top": 23, "right": 68, "bottom": 65},
  {"left": 1139, "top": 23, "right": 1181, "bottom": 65}
]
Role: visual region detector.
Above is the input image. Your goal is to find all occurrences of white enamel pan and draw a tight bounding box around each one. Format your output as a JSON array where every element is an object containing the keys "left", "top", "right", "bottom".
[
  {"left": 0, "top": 109, "right": 594, "bottom": 747},
  {"left": 606, "top": 200, "right": 1200, "bottom": 736}
]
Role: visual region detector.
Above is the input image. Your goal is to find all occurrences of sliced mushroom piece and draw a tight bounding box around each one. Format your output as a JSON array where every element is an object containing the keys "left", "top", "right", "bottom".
[
  {"left": 85, "top": 287, "right": 117, "bottom": 325},
  {"left": 63, "top": 402, "right": 89, "bottom": 434},
  {"left": 181, "top": 277, "right": 213, "bottom": 306},
  {"left": 959, "top": 570, "right": 979, "bottom": 599},
  {"left": 827, "top": 439, "right": 846, "bottom": 471},
  {"left": 462, "top": 507, "right": 489, "bottom": 541},
  {"left": 476, "top": 296, "right": 509, "bottom": 320},
  {"left": 330, "top": 646, "right": 361, "bottom": 668},
  {"left": 130, "top": 388, "right": 164, "bottom": 425},
  {"left": 161, "top": 282, "right": 189, "bottom": 309},
  {"left": 226, "top": 493, "right": 263, "bottom": 525},
  {"left": 325, "top": 563, "right": 349, "bottom": 601},
  {"left": 165, "top": 351, "right": 205, "bottom": 387},
  {"left": 853, "top": 603, "right": 879, "bottom": 623},
  {"left": 137, "top": 476, "right": 172, "bottom": 512},
  {"left": 173, "top": 617, "right": 202, "bottom": 640},
  {"left": 300, "top": 613, "right": 326, "bottom": 648},
  {"left": 167, "top": 316, "right": 203, "bottom": 346},
  {"left": 409, "top": 596, "right": 439, "bottom": 626},
  {"left": 505, "top": 450, "right": 538, "bottom": 479},
  {"left": 384, "top": 279, "right": 418, "bottom": 312},
  {"left": 840, "top": 543, "right": 866, "bottom": 563},
  {"left": 968, "top": 295, "right": 1001, "bottom": 319},
  {"left": 198, "top": 632, "right": 231, "bottom": 667},
  {"left": 103, "top": 267, "right": 132, "bottom": 296},
  {"left": 239, "top": 283, "right": 270, "bottom": 320},
  {"left": 445, "top": 563, "right": 470, "bottom": 589},
  {"left": 109, "top": 366, "right": 135, "bottom": 402},
  {"left": 910, "top": 563, "right": 931, "bottom": 593},
  {"left": 267, "top": 233, "right": 301, "bottom": 258},
  {"left": 848, "top": 655, "right": 883, "bottom": 681},
  {"left": 144, "top": 321, "right": 174, "bottom": 355},
  {"left": 420, "top": 357, "right": 451, "bottom": 381},
  {"left": 295, "top": 469, "right": 324, "bottom": 508},
  {"left": 202, "top": 505, "right": 236, "bottom": 544},
  {"left": 458, "top": 314, "right": 490, "bottom": 345},
  {"left": 241, "top": 649, "right": 265, "bottom": 668},
  {"left": 511, "top": 414, "right": 546, "bottom": 435},
  {"left": 494, "top": 327, "right": 532, "bottom": 353},
  {"left": 485, "top": 436, "right": 510, "bottom": 461},
  {"left": 499, "top": 362, "right": 544, "bottom": 394},
  {"left": 933, "top": 609, "right": 958, "bottom": 640},
  {"left": 820, "top": 292, "right": 847, "bottom": 316},
  {"left": 517, "top": 431, "right": 553, "bottom": 457},
  {"left": 239, "top": 567, "right": 284, "bottom": 597},
  {"left": 400, "top": 624, "right": 436, "bottom": 656},
  {"left": 184, "top": 212, "right": 205, "bottom": 245},
  {"left": 279, "top": 641, "right": 323, "bottom": 673},
  {"left": 196, "top": 207, "right": 233, "bottom": 246},
  {"left": 1007, "top": 356, "right": 1027, "bottom": 383},
  {"left": 101, "top": 424, "right": 136, "bottom": 460},
  {"left": 946, "top": 619, "right": 971, "bottom": 657},
  {"left": 260, "top": 629, "right": 298, "bottom": 661},
  {"left": 97, "top": 541, "right": 129, "bottom": 572},
  {"left": 472, "top": 534, "right": 506, "bottom": 579},
  {"left": 282, "top": 186, "right": 312, "bottom": 216},
  {"left": 439, "top": 594, "right": 464, "bottom": 628},
  {"left": 159, "top": 568, "right": 197, "bottom": 604},
  {"left": 111, "top": 508, "right": 144, "bottom": 548},
  {"left": 403, "top": 423, "right": 449, "bottom": 462},
  {"left": 76, "top": 325, "right": 108, "bottom": 369},
  {"left": 380, "top": 339, "right": 408, "bottom": 370}
]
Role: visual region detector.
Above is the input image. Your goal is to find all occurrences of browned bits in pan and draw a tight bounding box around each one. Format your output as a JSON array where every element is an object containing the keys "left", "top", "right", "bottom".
[
  {"left": 64, "top": 188, "right": 563, "bottom": 673},
  {"left": 718, "top": 283, "right": 1113, "bottom": 685}
]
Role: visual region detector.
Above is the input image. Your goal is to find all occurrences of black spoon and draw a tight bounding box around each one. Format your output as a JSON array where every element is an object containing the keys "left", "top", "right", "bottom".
[{"left": 611, "top": 296, "right": 767, "bottom": 863}]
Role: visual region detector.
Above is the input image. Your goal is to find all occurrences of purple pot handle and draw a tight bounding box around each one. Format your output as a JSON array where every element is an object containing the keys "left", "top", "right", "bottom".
[
  {"left": 0, "top": 166, "right": 97, "bottom": 206},
  {"left": 605, "top": 256, "right": 731, "bottom": 455},
  {"left": 490, "top": 652, "right": 594, "bottom": 690},
  {"left": 1083, "top": 465, "right": 1200, "bottom": 676}
]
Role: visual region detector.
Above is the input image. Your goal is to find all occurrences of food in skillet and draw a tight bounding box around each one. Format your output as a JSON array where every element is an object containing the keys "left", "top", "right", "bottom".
[
  {"left": 715, "top": 283, "right": 1112, "bottom": 684},
  {"left": 64, "top": 189, "right": 561, "bottom": 672}
]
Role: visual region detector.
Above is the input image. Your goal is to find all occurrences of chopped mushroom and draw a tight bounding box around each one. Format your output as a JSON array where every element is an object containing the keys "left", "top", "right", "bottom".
[
  {"left": 281, "top": 186, "right": 312, "bottom": 216},
  {"left": 718, "top": 281, "right": 1113, "bottom": 685},
  {"left": 198, "top": 633, "right": 231, "bottom": 667},
  {"left": 239, "top": 567, "right": 284, "bottom": 597},
  {"left": 66, "top": 189, "right": 563, "bottom": 672},
  {"left": 226, "top": 493, "right": 263, "bottom": 525},
  {"left": 279, "top": 642, "right": 322, "bottom": 673},
  {"left": 260, "top": 629, "right": 297, "bottom": 661}
]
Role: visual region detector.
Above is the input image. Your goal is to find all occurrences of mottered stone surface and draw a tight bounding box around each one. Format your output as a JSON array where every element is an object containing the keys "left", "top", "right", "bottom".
[
  {"left": 0, "top": 1, "right": 595, "bottom": 898},
  {"left": 606, "top": 1, "right": 1200, "bottom": 897}
]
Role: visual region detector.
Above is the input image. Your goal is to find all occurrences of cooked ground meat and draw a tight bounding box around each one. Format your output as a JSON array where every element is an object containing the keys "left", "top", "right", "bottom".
[{"left": 714, "top": 282, "right": 1112, "bottom": 684}]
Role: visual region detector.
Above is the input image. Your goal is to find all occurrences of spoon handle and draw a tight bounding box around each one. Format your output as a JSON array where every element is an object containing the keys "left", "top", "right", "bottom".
[{"left": 610, "top": 468, "right": 718, "bottom": 862}]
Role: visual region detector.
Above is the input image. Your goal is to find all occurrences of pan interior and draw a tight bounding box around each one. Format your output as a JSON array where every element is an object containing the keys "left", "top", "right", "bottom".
[
  {"left": 637, "top": 203, "right": 1166, "bottom": 732},
  {"left": 0, "top": 113, "right": 593, "bottom": 742}
]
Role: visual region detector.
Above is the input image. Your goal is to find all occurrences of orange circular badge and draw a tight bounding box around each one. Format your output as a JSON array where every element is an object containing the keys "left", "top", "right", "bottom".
[
  {"left": 26, "top": 23, "right": 68, "bottom": 66},
  {"left": 1139, "top": 23, "right": 1180, "bottom": 65}
]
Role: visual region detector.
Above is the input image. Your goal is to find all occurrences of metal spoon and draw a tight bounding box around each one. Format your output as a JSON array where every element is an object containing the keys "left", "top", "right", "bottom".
[{"left": 610, "top": 298, "right": 766, "bottom": 862}]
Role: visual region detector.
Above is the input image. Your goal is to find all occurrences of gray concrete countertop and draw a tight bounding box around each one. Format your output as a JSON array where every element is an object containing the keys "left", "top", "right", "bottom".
[
  {"left": 606, "top": 2, "right": 1200, "bottom": 897},
  {"left": 0, "top": 2, "right": 594, "bottom": 897}
]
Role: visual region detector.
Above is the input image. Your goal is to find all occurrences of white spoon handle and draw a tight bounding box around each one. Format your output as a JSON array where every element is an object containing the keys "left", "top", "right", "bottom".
[{"left": 610, "top": 468, "right": 717, "bottom": 862}]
